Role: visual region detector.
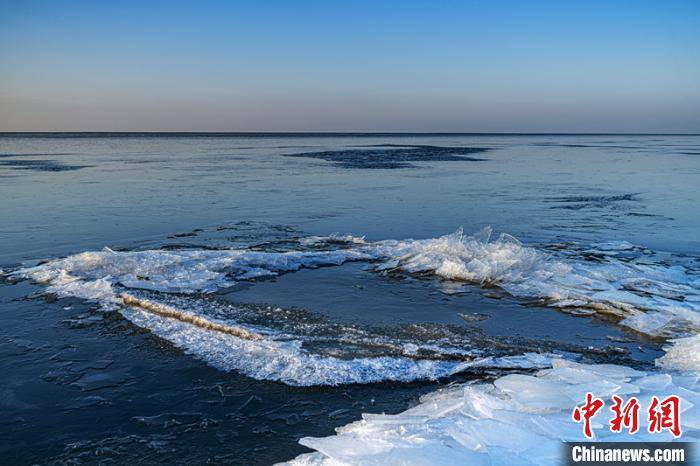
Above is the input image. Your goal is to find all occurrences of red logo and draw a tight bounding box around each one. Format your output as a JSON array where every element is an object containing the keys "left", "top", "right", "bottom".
[
  {"left": 572, "top": 392, "right": 605, "bottom": 438},
  {"left": 610, "top": 395, "right": 640, "bottom": 434},
  {"left": 573, "top": 394, "right": 682, "bottom": 438},
  {"left": 648, "top": 395, "right": 682, "bottom": 438}
]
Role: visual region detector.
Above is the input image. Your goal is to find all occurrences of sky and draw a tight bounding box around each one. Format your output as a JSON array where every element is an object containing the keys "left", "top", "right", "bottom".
[{"left": 1, "top": 0, "right": 699, "bottom": 132}]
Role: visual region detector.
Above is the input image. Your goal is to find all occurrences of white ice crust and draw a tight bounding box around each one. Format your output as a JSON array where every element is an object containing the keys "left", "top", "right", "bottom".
[
  {"left": 366, "top": 228, "right": 700, "bottom": 341},
  {"left": 284, "top": 359, "right": 700, "bottom": 466},
  {"left": 123, "top": 306, "right": 553, "bottom": 386},
  {"left": 13, "top": 227, "right": 700, "bottom": 379},
  {"left": 19, "top": 247, "right": 371, "bottom": 298},
  {"left": 14, "top": 241, "right": 556, "bottom": 386}
]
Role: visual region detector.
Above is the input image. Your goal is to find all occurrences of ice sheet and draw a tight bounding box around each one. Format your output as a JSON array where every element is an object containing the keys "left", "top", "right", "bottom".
[
  {"left": 13, "top": 228, "right": 700, "bottom": 378},
  {"left": 13, "top": 243, "right": 562, "bottom": 385},
  {"left": 121, "top": 307, "right": 465, "bottom": 385},
  {"left": 283, "top": 359, "right": 700, "bottom": 465},
  {"left": 657, "top": 335, "right": 700, "bottom": 373}
]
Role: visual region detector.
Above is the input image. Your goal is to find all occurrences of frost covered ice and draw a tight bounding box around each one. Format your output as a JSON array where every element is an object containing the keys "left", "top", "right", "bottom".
[
  {"left": 13, "top": 251, "right": 461, "bottom": 385},
  {"left": 121, "top": 306, "right": 467, "bottom": 385},
  {"left": 657, "top": 335, "right": 700, "bottom": 373},
  {"left": 284, "top": 359, "right": 700, "bottom": 466},
  {"left": 17, "top": 246, "right": 373, "bottom": 298},
  {"left": 365, "top": 227, "right": 700, "bottom": 342},
  {"left": 12, "top": 227, "right": 700, "bottom": 378},
  {"left": 13, "top": 242, "right": 558, "bottom": 386},
  {"left": 363, "top": 229, "right": 700, "bottom": 373},
  {"left": 19, "top": 228, "right": 700, "bottom": 344},
  {"left": 122, "top": 306, "right": 557, "bottom": 385}
]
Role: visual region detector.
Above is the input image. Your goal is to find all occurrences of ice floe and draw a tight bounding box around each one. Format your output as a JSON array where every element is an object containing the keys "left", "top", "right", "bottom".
[
  {"left": 122, "top": 306, "right": 463, "bottom": 385},
  {"left": 17, "top": 247, "right": 372, "bottom": 298},
  {"left": 118, "top": 294, "right": 558, "bottom": 386},
  {"left": 12, "top": 227, "right": 700, "bottom": 377},
  {"left": 657, "top": 335, "right": 700, "bottom": 373},
  {"left": 121, "top": 306, "right": 557, "bottom": 386},
  {"left": 284, "top": 359, "right": 700, "bottom": 465},
  {"left": 363, "top": 228, "right": 700, "bottom": 342},
  {"left": 13, "top": 243, "right": 562, "bottom": 386}
]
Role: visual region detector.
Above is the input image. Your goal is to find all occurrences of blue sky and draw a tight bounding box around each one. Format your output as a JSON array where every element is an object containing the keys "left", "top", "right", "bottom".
[{"left": 1, "top": 0, "right": 699, "bottom": 132}]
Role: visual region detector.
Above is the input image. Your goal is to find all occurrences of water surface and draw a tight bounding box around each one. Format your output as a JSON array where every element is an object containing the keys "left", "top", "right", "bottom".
[{"left": 1, "top": 134, "right": 699, "bottom": 464}]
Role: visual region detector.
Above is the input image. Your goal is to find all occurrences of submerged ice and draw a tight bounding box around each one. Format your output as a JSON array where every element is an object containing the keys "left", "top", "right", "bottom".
[
  {"left": 122, "top": 306, "right": 466, "bottom": 386},
  {"left": 284, "top": 359, "right": 700, "bottom": 465},
  {"left": 120, "top": 301, "right": 556, "bottom": 386}
]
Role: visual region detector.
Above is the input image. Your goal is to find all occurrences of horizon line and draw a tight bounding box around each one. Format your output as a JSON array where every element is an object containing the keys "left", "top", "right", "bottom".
[{"left": 1, "top": 131, "right": 699, "bottom": 137}]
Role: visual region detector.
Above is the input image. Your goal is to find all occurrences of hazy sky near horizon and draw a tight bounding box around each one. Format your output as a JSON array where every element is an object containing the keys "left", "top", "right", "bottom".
[{"left": 1, "top": 0, "right": 699, "bottom": 132}]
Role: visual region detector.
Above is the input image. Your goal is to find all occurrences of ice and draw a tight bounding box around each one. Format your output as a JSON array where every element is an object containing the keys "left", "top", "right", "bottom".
[
  {"left": 119, "top": 306, "right": 558, "bottom": 386},
  {"left": 491, "top": 373, "right": 634, "bottom": 413},
  {"left": 588, "top": 240, "right": 637, "bottom": 252},
  {"left": 299, "top": 234, "right": 367, "bottom": 246},
  {"left": 11, "top": 239, "right": 568, "bottom": 386},
  {"left": 283, "top": 360, "right": 700, "bottom": 465},
  {"left": 495, "top": 374, "right": 575, "bottom": 412},
  {"left": 44, "top": 271, "right": 118, "bottom": 304},
  {"left": 656, "top": 335, "right": 700, "bottom": 372},
  {"left": 635, "top": 374, "right": 673, "bottom": 391},
  {"left": 15, "top": 246, "right": 373, "bottom": 297},
  {"left": 16, "top": 229, "right": 700, "bottom": 345},
  {"left": 12, "top": 228, "right": 700, "bottom": 382},
  {"left": 458, "top": 352, "right": 555, "bottom": 370},
  {"left": 363, "top": 229, "right": 700, "bottom": 341},
  {"left": 121, "top": 307, "right": 464, "bottom": 386},
  {"left": 549, "top": 359, "right": 645, "bottom": 380}
]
